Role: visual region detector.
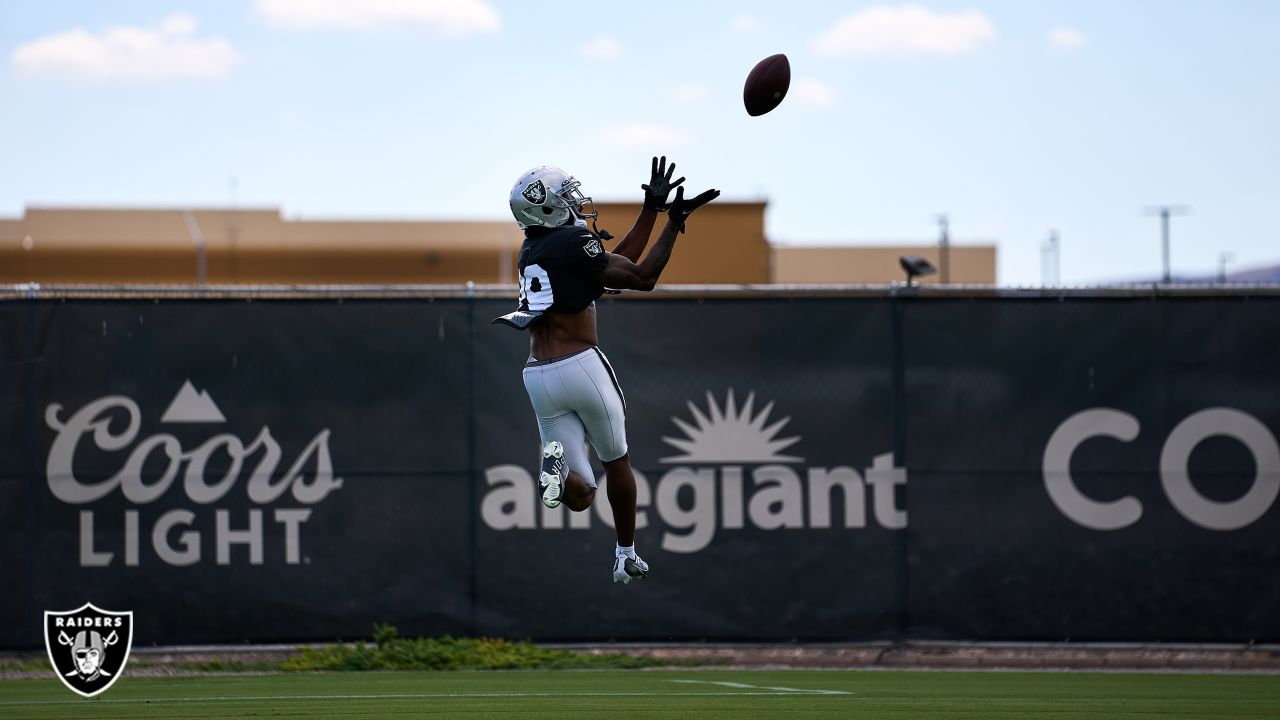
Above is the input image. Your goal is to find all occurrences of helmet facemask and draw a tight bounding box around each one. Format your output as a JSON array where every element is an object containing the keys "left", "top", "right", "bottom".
[{"left": 555, "top": 176, "right": 596, "bottom": 223}]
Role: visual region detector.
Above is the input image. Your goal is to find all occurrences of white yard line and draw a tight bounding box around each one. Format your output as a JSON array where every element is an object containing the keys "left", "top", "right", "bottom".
[
  {"left": 0, "top": 689, "right": 853, "bottom": 707},
  {"left": 670, "top": 679, "right": 850, "bottom": 695}
]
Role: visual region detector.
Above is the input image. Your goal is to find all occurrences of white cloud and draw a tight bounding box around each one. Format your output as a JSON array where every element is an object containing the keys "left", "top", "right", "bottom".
[
  {"left": 814, "top": 5, "right": 996, "bottom": 58},
  {"left": 791, "top": 78, "right": 836, "bottom": 109},
  {"left": 731, "top": 15, "right": 763, "bottom": 33},
  {"left": 160, "top": 15, "right": 198, "bottom": 35},
  {"left": 1048, "top": 26, "right": 1087, "bottom": 50},
  {"left": 580, "top": 35, "right": 621, "bottom": 60},
  {"left": 669, "top": 82, "right": 707, "bottom": 104},
  {"left": 598, "top": 124, "right": 691, "bottom": 147},
  {"left": 254, "top": 0, "right": 499, "bottom": 35},
  {"left": 11, "top": 14, "right": 240, "bottom": 80}
]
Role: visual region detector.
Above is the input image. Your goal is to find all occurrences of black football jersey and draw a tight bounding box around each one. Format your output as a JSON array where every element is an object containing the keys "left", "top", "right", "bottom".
[{"left": 493, "top": 224, "right": 608, "bottom": 330}]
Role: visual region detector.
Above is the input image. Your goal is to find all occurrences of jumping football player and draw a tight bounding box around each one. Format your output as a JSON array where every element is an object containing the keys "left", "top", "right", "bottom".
[{"left": 494, "top": 157, "right": 719, "bottom": 584}]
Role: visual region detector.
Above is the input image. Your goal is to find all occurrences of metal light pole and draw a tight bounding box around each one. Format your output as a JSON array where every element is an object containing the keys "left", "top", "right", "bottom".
[
  {"left": 229, "top": 176, "right": 241, "bottom": 283},
  {"left": 936, "top": 214, "right": 950, "bottom": 284},
  {"left": 182, "top": 210, "right": 207, "bottom": 286},
  {"left": 1218, "top": 252, "right": 1234, "bottom": 283},
  {"left": 1041, "top": 230, "right": 1061, "bottom": 287},
  {"left": 1143, "top": 205, "right": 1190, "bottom": 283}
]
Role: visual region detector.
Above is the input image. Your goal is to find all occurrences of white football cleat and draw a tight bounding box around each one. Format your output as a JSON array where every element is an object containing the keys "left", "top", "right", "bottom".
[
  {"left": 539, "top": 441, "right": 565, "bottom": 509},
  {"left": 612, "top": 552, "right": 649, "bottom": 584}
]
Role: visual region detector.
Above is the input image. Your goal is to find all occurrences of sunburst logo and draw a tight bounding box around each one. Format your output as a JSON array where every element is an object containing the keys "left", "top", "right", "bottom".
[{"left": 661, "top": 389, "right": 802, "bottom": 464}]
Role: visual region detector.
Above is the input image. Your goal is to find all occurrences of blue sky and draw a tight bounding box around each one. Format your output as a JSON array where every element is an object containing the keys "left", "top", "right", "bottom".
[{"left": 2, "top": 1, "right": 1277, "bottom": 285}]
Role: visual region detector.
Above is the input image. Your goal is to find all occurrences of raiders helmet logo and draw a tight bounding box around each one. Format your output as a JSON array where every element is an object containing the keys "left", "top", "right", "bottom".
[
  {"left": 44, "top": 603, "right": 133, "bottom": 698},
  {"left": 522, "top": 179, "right": 547, "bottom": 205}
]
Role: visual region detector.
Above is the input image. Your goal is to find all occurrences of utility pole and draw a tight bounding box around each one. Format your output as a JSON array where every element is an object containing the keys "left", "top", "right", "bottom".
[
  {"left": 936, "top": 214, "right": 950, "bottom": 284},
  {"left": 1041, "top": 230, "right": 1060, "bottom": 287},
  {"left": 182, "top": 210, "right": 207, "bottom": 286},
  {"left": 229, "top": 176, "right": 241, "bottom": 283},
  {"left": 1218, "top": 252, "right": 1234, "bottom": 283},
  {"left": 1143, "top": 205, "right": 1190, "bottom": 283}
]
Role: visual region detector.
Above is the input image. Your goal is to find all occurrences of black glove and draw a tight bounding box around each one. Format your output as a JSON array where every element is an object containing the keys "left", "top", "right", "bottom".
[
  {"left": 641, "top": 155, "right": 685, "bottom": 211},
  {"left": 666, "top": 186, "right": 720, "bottom": 233}
]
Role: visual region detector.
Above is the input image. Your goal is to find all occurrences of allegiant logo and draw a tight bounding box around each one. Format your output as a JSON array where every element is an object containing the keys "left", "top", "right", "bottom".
[{"left": 481, "top": 389, "right": 909, "bottom": 553}]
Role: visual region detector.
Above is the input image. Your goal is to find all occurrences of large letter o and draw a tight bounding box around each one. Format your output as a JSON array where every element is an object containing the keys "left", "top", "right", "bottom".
[{"left": 1159, "top": 408, "right": 1280, "bottom": 530}]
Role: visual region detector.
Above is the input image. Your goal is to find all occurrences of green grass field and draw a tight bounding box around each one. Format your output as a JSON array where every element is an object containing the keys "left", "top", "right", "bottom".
[{"left": 1, "top": 669, "right": 1278, "bottom": 719}]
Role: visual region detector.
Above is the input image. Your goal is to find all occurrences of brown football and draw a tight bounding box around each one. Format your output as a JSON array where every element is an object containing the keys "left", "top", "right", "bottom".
[{"left": 743, "top": 53, "right": 790, "bottom": 116}]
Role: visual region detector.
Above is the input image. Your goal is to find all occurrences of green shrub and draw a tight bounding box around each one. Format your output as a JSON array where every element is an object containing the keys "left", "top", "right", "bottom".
[{"left": 281, "top": 627, "right": 668, "bottom": 672}]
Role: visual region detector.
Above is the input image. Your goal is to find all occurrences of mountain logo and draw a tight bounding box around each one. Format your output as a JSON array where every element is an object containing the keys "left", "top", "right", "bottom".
[{"left": 160, "top": 380, "right": 226, "bottom": 423}]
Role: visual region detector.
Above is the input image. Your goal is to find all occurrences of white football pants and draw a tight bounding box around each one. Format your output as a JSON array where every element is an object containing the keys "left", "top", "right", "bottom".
[{"left": 522, "top": 347, "right": 628, "bottom": 487}]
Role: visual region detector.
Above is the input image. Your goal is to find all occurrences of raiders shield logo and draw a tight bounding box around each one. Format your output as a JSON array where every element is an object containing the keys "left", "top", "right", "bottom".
[
  {"left": 583, "top": 237, "right": 603, "bottom": 257},
  {"left": 44, "top": 603, "right": 133, "bottom": 698},
  {"left": 521, "top": 179, "right": 547, "bottom": 205}
]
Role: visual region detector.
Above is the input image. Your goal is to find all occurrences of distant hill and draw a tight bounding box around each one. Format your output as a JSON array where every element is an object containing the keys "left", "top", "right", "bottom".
[{"left": 1222, "top": 263, "right": 1280, "bottom": 283}]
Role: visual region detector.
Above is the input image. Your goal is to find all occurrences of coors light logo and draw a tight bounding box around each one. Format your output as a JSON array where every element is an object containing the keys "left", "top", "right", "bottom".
[{"left": 46, "top": 380, "right": 343, "bottom": 567}]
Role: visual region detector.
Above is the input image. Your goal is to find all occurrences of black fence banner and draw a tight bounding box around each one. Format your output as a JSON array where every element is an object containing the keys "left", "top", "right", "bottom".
[{"left": 2, "top": 291, "right": 1277, "bottom": 648}]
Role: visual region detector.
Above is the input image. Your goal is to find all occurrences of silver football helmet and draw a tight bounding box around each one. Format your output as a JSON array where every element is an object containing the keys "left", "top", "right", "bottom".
[{"left": 509, "top": 165, "right": 597, "bottom": 229}]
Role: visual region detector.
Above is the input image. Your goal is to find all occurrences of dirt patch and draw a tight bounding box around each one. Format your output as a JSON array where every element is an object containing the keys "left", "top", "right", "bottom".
[
  {"left": 6, "top": 642, "right": 1279, "bottom": 677},
  {"left": 569, "top": 643, "right": 1280, "bottom": 672}
]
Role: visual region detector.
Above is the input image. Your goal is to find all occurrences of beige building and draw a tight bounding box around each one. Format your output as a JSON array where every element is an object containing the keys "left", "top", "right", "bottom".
[
  {"left": 772, "top": 244, "right": 996, "bottom": 285},
  {"left": 0, "top": 204, "right": 995, "bottom": 285}
]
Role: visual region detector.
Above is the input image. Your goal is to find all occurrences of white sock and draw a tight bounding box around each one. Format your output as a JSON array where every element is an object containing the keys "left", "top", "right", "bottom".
[{"left": 616, "top": 543, "right": 636, "bottom": 559}]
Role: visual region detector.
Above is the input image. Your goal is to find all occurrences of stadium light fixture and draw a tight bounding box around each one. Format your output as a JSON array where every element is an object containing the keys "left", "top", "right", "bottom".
[{"left": 899, "top": 254, "right": 937, "bottom": 287}]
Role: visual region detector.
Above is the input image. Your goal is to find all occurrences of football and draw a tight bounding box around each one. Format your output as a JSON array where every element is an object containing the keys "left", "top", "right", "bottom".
[{"left": 743, "top": 53, "right": 791, "bottom": 116}]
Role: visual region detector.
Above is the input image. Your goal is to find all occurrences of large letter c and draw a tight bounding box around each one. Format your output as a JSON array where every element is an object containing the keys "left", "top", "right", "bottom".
[{"left": 1043, "top": 408, "right": 1142, "bottom": 530}]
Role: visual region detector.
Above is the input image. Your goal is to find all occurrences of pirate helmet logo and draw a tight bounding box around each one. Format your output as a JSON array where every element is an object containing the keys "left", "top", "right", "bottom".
[
  {"left": 522, "top": 179, "right": 547, "bottom": 205},
  {"left": 44, "top": 603, "right": 133, "bottom": 697}
]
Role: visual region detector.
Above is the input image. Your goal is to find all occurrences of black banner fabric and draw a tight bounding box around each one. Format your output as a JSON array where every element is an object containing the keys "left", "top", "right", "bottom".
[
  {"left": 6, "top": 301, "right": 474, "bottom": 647},
  {"left": 472, "top": 297, "right": 904, "bottom": 642},
  {"left": 2, "top": 294, "right": 1277, "bottom": 648},
  {"left": 901, "top": 298, "right": 1280, "bottom": 640}
]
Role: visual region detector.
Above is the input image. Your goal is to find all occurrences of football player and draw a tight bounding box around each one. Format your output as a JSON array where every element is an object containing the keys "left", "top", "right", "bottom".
[{"left": 495, "top": 157, "right": 719, "bottom": 583}]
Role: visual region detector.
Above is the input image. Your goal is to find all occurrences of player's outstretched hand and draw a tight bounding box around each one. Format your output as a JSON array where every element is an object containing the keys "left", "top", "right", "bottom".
[
  {"left": 641, "top": 155, "right": 685, "bottom": 211},
  {"left": 667, "top": 186, "right": 721, "bottom": 233}
]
